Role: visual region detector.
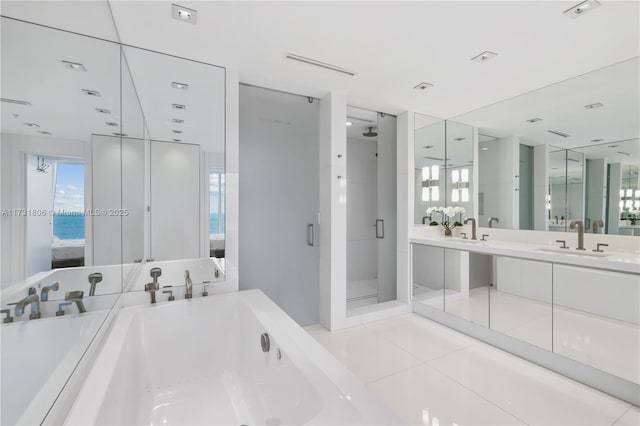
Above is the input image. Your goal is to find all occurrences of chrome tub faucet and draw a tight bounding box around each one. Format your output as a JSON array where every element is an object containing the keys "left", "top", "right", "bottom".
[
  {"left": 40, "top": 281, "right": 59, "bottom": 302},
  {"left": 488, "top": 217, "right": 499, "bottom": 228},
  {"left": 145, "top": 267, "right": 162, "bottom": 304},
  {"left": 15, "top": 293, "right": 40, "bottom": 320},
  {"left": 184, "top": 270, "right": 193, "bottom": 299},
  {"left": 592, "top": 220, "right": 604, "bottom": 235},
  {"left": 65, "top": 291, "right": 87, "bottom": 313}
]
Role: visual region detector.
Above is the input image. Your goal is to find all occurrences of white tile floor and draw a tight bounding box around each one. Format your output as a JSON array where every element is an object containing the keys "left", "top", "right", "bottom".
[{"left": 305, "top": 314, "right": 639, "bottom": 426}]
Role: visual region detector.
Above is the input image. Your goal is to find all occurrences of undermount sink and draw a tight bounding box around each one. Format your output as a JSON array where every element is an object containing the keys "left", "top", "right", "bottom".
[{"left": 536, "top": 247, "right": 610, "bottom": 258}]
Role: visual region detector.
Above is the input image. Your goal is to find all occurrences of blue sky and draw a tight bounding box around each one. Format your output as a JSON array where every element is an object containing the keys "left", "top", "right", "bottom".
[{"left": 54, "top": 162, "right": 84, "bottom": 212}]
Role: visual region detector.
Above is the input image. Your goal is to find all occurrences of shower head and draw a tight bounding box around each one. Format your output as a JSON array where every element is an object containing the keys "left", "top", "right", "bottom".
[{"left": 363, "top": 127, "right": 378, "bottom": 137}]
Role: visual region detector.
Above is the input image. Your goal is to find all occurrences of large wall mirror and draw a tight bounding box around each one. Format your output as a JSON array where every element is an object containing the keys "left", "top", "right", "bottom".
[
  {"left": 451, "top": 57, "right": 639, "bottom": 235},
  {"left": 414, "top": 114, "right": 475, "bottom": 227},
  {"left": 0, "top": 16, "right": 226, "bottom": 426}
]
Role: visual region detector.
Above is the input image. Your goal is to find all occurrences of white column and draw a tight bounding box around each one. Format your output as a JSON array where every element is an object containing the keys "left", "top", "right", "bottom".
[
  {"left": 318, "top": 91, "right": 347, "bottom": 330},
  {"left": 225, "top": 69, "right": 240, "bottom": 291},
  {"left": 533, "top": 144, "right": 550, "bottom": 231},
  {"left": 396, "top": 112, "right": 413, "bottom": 303}
]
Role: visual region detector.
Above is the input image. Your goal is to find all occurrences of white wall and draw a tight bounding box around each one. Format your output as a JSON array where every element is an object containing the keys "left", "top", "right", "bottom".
[
  {"left": 478, "top": 136, "right": 518, "bottom": 229},
  {"left": 25, "top": 155, "right": 54, "bottom": 277},
  {"left": 533, "top": 144, "right": 549, "bottom": 231}
]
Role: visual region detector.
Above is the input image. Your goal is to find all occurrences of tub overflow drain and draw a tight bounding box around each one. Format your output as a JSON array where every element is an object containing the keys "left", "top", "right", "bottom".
[{"left": 260, "top": 333, "right": 270, "bottom": 352}]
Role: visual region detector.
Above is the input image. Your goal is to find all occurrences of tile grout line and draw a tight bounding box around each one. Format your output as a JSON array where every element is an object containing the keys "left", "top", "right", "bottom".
[
  {"left": 610, "top": 406, "right": 632, "bottom": 426},
  {"left": 364, "top": 361, "right": 429, "bottom": 386}
]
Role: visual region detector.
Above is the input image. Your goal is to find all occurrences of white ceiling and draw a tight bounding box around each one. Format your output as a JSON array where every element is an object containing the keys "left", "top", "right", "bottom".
[{"left": 2, "top": 1, "right": 638, "bottom": 119}]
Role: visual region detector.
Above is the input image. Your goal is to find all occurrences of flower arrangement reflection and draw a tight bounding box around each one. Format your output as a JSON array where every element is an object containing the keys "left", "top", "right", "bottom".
[{"left": 426, "top": 206, "right": 466, "bottom": 236}]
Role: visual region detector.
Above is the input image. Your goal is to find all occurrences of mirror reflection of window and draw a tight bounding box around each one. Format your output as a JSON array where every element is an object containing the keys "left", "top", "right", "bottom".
[{"left": 209, "top": 168, "right": 225, "bottom": 258}]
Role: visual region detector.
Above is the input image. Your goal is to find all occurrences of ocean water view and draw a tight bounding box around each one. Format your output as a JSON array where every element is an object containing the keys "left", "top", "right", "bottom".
[{"left": 53, "top": 213, "right": 225, "bottom": 240}]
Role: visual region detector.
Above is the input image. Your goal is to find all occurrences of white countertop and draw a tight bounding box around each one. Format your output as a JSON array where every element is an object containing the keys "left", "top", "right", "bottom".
[{"left": 410, "top": 235, "right": 640, "bottom": 274}]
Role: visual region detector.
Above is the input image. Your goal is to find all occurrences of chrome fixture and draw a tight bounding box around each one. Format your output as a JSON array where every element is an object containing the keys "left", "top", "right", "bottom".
[
  {"left": 1, "top": 308, "right": 14, "bottom": 323},
  {"left": 526, "top": 118, "right": 542, "bottom": 123},
  {"left": 488, "top": 217, "right": 500, "bottom": 228},
  {"left": 184, "top": 270, "right": 193, "bottom": 299},
  {"left": 35, "top": 156, "right": 50, "bottom": 174},
  {"left": 14, "top": 293, "right": 40, "bottom": 319},
  {"left": 95, "top": 108, "right": 111, "bottom": 114},
  {"left": 214, "top": 268, "right": 220, "bottom": 279},
  {"left": 422, "top": 215, "right": 431, "bottom": 224},
  {"left": 172, "top": 4, "right": 198, "bottom": 24},
  {"left": 480, "top": 234, "right": 489, "bottom": 242},
  {"left": 65, "top": 291, "right": 87, "bottom": 313},
  {"left": 471, "top": 51, "right": 498, "bottom": 63},
  {"left": 145, "top": 268, "right": 162, "bottom": 304},
  {"left": 556, "top": 240, "right": 569, "bottom": 249},
  {"left": 592, "top": 220, "right": 604, "bottom": 234},
  {"left": 569, "top": 221, "right": 586, "bottom": 250},
  {"left": 413, "top": 82, "right": 434, "bottom": 90},
  {"left": 1, "top": 98, "right": 31, "bottom": 106},
  {"left": 464, "top": 218, "right": 477, "bottom": 240},
  {"left": 172, "top": 103, "right": 186, "bottom": 110},
  {"left": 171, "top": 81, "right": 189, "bottom": 90},
  {"left": 56, "top": 302, "right": 73, "bottom": 316},
  {"left": 202, "top": 284, "right": 210, "bottom": 297},
  {"left": 593, "top": 243, "right": 609, "bottom": 253},
  {"left": 260, "top": 333, "right": 271, "bottom": 352},
  {"left": 61, "top": 60, "right": 86, "bottom": 72},
  {"left": 284, "top": 53, "right": 357, "bottom": 76},
  {"left": 460, "top": 232, "right": 467, "bottom": 239},
  {"left": 88, "top": 273, "right": 102, "bottom": 296},
  {"left": 162, "top": 286, "right": 175, "bottom": 302},
  {"left": 82, "top": 89, "right": 101, "bottom": 97},
  {"left": 584, "top": 102, "right": 604, "bottom": 109},
  {"left": 363, "top": 127, "right": 378, "bottom": 137},
  {"left": 564, "top": 0, "right": 601, "bottom": 19},
  {"left": 40, "top": 281, "right": 59, "bottom": 301},
  {"left": 548, "top": 130, "right": 570, "bottom": 138}
]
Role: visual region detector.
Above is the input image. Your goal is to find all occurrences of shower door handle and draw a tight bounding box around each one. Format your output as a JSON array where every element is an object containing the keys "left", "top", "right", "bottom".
[
  {"left": 307, "top": 224, "right": 315, "bottom": 247},
  {"left": 375, "top": 219, "right": 384, "bottom": 239}
]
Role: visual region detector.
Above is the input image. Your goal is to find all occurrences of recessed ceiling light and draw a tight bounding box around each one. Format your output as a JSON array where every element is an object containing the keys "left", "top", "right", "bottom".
[
  {"left": 96, "top": 108, "right": 111, "bottom": 114},
  {"left": 106, "top": 122, "right": 118, "bottom": 127},
  {"left": 424, "top": 145, "right": 433, "bottom": 149},
  {"left": 548, "top": 130, "right": 570, "bottom": 138},
  {"left": 61, "top": 60, "right": 86, "bottom": 72},
  {"left": 346, "top": 121, "right": 353, "bottom": 126},
  {"left": 172, "top": 103, "right": 186, "bottom": 110},
  {"left": 38, "top": 131, "right": 52, "bottom": 135},
  {"left": 172, "top": 130, "right": 183, "bottom": 134},
  {"left": 563, "top": 0, "right": 601, "bottom": 18},
  {"left": 453, "top": 137, "right": 466, "bottom": 141},
  {"left": 172, "top": 118, "right": 184, "bottom": 124},
  {"left": 481, "top": 147, "right": 489, "bottom": 151},
  {"left": 590, "top": 138, "right": 604, "bottom": 143},
  {"left": 584, "top": 102, "right": 603, "bottom": 109},
  {"left": 171, "top": 81, "right": 189, "bottom": 90},
  {"left": 82, "top": 89, "right": 101, "bottom": 97},
  {"left": 12, "top": 114, "right": 20, "bottom": 118},
  {"left": 172, "top": 4, "right": 197, "bottom": 24},
  {"left": 413, "top": 82, "right": 434, "bottom": 90},
  {"left": 608, "top": 145, "right": 620, "bottom": 148},
  {"left": 526, "top": 118, "right": 542, "bottom": 123},
  {"left": 173, "top": 139, "right": 182, "bottom": 142},
  {"left": 284, "top": 53, "right": 357, "bottom": 76},
  {"left": 113, "top": 132, "right": 128, "bottom": 137},
  {"left": 552, "top": 167, "right": 559, "bottom": 170},
  {"left": 24, "top": 122, "right": 40, "bottom": 128},
  {"left": 471, "top": 51, "right": 498, "bottom": 63},
  {"left": 1, "top": 98, "right": 31, "bottom": 106}
]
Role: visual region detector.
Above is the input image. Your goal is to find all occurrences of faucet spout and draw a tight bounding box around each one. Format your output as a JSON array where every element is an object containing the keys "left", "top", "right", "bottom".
[
  {"left": 184, "top": 270, "right": 193, "bottom": 299},
  {"left": 569, "top": 220, "right": 585, "bottom": 250},
  {"left": 40, "top": 281, "right": 59, "bottom": 302},
  {"left": 488, "top": 217, "right": 499, "bottom": 228},
  {"left": 592, "top": 220, "right": 604, "bottom": 235},
  {"left": 464, "top": 218, "right": 477, "bottom": 240},
  {"left": 14, "top": 294, "right": 40, "bottom": 319}
]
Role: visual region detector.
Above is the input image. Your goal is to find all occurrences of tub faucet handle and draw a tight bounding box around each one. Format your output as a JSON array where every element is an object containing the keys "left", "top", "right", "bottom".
[
  {"left": 162, "top": 286, "right": 175, "bottom": 302},
  {"left": 202, "top": 284, "right": 211, "bottom": 297},
  {"left": 40, "top": 281, "right": 59, "bottom": 302},
  {"left": 460, "top": 232, "right": 467, "bottom": 240},
  {"left": 65, "top": 291, "right": 87, "bottom": 313},
  {"left": 145, "top": 282, "right": 159, "bottom": 304},
  {"left": 555, "top": 239, "right": 569, "bottom": 249},
  {"left": 1, "top": 307, "right": 13, "bottom": 323},
  {"left": 593, "top": 243, "right": 608, "bottom": 253},
  {"left": 480, "top": 234, "right": 489, "bottom": 241}
]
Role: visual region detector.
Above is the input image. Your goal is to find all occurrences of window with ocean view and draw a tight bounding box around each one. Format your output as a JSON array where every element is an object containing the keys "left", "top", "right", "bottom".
[
  {"left": 210, "top": 169, "right": 225, "bottom": 235},
  {"left": 53, "top": 162, "right": 85, "bottom": 241}
]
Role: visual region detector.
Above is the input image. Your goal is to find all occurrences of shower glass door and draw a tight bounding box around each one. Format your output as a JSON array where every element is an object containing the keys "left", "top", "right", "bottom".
[{"left": 346, "top": 106, "right": 397, "bottom": 311}]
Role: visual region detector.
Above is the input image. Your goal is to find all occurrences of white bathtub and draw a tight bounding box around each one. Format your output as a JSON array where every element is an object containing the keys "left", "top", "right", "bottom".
[
  {"left": 66, "top": 290, "right": 399, "bottom": 425},
  {"left": 1, "top": 310, "right": 110, "bottom": 425}
]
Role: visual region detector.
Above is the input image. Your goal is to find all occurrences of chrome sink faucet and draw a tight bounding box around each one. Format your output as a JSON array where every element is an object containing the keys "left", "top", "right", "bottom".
[
  {"left": 488, "top": 217, "right": 499, "bottom": 228},
  {"left": 592, "top": 220, "right": 604, "bottom": 235},
  {"left": 184, "top": 270, "right": 193, "bottom": 299},
  {"left": 15, "top": 293, "right": 40, "bottom": 320},
  {"left": 40, "top": 281, "right": 59, "bottom": 302},
  {"left": 464, "top": 218, "right": 477, "bottom": 240},
  {"left": 569, "top": 220, "right": 585, "bottom": 250}
]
